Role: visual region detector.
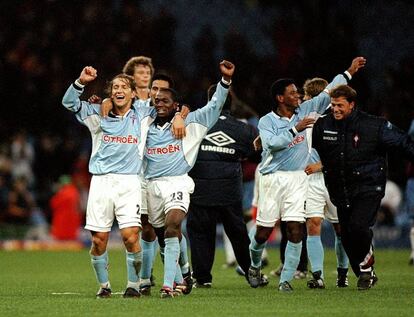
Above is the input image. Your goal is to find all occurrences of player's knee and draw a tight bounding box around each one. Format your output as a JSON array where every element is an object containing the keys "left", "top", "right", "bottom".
[
  {"left": 91, "top": 234, "right": 108, "bottom": 254},
  {"left": 307, "top": 218, "right": 322, "bottom": 235},
  {"left": 286, "top": 223, "right": 303, "bottom": 243},
  {"left": 122, "top": 232, "right": 139, "bottom": 249},
  {"left": 255, "top": 227, "right": 272, "bottom": 244},
  {"left": 164, "top": 225, "right": 180, "bottom": 238},
  {"left": 141, "top": 223, "right": 156, "bottom": 241}
]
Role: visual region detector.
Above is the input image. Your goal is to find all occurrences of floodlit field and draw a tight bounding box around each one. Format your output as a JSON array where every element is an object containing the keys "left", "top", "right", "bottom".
[{"left": 0, "top": 249, "right": 412, "bottom": 317}]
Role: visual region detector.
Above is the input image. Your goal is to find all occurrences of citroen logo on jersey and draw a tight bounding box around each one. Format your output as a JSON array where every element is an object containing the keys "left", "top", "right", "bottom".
[{"left": 205, "top": 131, "right": 235, "bottom": 147}]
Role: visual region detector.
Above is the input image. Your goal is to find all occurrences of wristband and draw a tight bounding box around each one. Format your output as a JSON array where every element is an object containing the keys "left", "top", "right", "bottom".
[
  {"left": 221, "top": 77, "right": 232, "bottom": 86},
  {"left": 343, "top": 70, "right": 352, "bottom": 81},
  {"left": 75, "top": 79, "right": 86, "bottom": 88}
]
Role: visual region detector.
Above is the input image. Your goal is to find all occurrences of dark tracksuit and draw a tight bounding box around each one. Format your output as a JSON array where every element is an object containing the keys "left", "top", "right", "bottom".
[
  {"left": 187, "top": 110, "right": 257, "bottom": 284},
  {"left": 313, "top": 109, "right": 414, "bottom": 276}
]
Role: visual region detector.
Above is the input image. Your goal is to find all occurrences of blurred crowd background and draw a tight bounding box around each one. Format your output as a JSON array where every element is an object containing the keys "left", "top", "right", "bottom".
[{"left": 1, "top": 0, "right": 413, "bottom": 246}]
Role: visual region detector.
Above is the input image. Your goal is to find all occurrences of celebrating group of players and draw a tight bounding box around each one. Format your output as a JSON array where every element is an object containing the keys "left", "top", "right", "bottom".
[{"left": 62, "top": 53, "right": 414, "bottom": 298}]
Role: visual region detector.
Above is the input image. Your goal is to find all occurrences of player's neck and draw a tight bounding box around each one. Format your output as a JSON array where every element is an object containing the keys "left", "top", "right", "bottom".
[
  {"left": 275, "top": 105, "right": 294, "bottom": 118},
  {"left": 113, "top": 104, "right": 131, "bottom": 117},
  {"left": 136, "top": 87, "right": 150, "bottom": 100}
]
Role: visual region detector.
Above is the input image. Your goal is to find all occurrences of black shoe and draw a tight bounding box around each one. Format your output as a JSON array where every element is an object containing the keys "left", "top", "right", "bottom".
[
  {"left": 247, "top": 266, "right": 261, "bottom": 288},
  {"left": 307, "top": 270, "right": 325, "bottom": 289},
  {"left": 96, "top": 287, "right": 112, "bottom": 298},
  {"left": 259, "top": 273, "right": 269, "bottom": 287},
  {"left": 279, "top": 281, "right": 293, "bottom": 292},
  {"left": 357, "top": 270, "right": 378, "bottom": 290},
  {"left": 336, "top": 268, "right": 349, "bottom": 288},
  {"left": 123, "top": 287, "right": 140, "bottom": 298},
  {"left": 194, "top": 281, "right": 212, "bottom": 288},
  {"left": 139, "top": 283, "right": 151, "bottom": 296},
  {"left": 182, "top": 270, "right": 194, "bottom": 294},
  {"left": 409, "top": 257, "right": 414, "bottom": 266}
]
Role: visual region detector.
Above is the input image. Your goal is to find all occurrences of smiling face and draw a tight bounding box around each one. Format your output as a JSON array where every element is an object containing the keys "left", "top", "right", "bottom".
[
  {"left": 154, "top": 89, "right": 179, "bottom": 118},
  {"left": 150, "top": 79, "right": 170, "bottom": 104},
  {"left": 133, "top": 64, "right": 152, "bottom": 89},
  {"left": 110, "top": 77, "right": 136, "bottom": 110},
  {"left": 331, "top": 96, "right": 355, "bottom": 120}
]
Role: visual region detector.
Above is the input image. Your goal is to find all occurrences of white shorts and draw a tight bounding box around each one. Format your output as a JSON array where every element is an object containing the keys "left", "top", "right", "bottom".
[
  {"left": 85, "top": 174, "right": 142, "bottom": 232},
  {"left": 306, "top": 172, "right": 338, "bottom": 223},
  {"left": 146, "top": 174, "right": 194, "bottom": 228},
  {"left": 140, "top": 176, "right": 148, "bottom": 216},
  {"left": 257, "top": 170, "right": 308, "bottom": 227}
]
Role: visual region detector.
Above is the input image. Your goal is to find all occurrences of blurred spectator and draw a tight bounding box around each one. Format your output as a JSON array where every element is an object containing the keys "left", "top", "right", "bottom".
[
  {"left": 50, "top": 175, "right": 82, "bottom": 241},
  {"left": 2, "top": 176, "right": 35, "bottom": 239},
  {"left": 377, "top": 180, "right": 402, "bottom": 226},
  {"left": 10, "top": 130, "right": 35, "bottom": 187}
]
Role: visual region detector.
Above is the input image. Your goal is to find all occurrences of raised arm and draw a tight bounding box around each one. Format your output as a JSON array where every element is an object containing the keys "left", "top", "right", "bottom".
[
  {"left": 186, "top": 60, "right": 235, "bottom": 128},
  {"left": 300, "top": 57, "right": 366, "bottom": 115},
  {"left": 62, "top": 66, "right": 101, "bottom": 130}
]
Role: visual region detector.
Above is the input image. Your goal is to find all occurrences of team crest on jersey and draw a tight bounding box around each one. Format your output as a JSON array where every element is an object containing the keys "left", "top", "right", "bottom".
[
  {"left": 205, "top": 131, "right": 236, "bottom": 147},
  {"left": 353, "top": 133, "right": 360, "bottom": 148}
]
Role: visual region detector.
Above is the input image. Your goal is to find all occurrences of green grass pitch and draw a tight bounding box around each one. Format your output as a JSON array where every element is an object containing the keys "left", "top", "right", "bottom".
[{"left": 0, "top": 248, "right": 412, "bottom": 317}]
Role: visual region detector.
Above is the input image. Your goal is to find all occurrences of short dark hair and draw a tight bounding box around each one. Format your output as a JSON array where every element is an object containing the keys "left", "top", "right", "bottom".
[
  {"left": 158, "top": 87, "right": 179, "bottom": 102},
  {"left": 270, "top": 78, "right": 295, "bottom": 105},
  {"left": 330, "top": 85, "right": 357, "bottom": 103},
  {"left": 207, "top": 84, "right": 232, "bottom": 110},
  {"left": 152, "top": 73, "right": 175, "bottom": 89}
]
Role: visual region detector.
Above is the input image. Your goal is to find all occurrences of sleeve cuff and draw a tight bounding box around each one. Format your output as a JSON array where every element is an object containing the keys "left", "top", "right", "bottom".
[
  {"left": 74, "top": 79, "right": 85, "bottom": 90},
  {"left": 343, "top": 71, "right": 352, "bottom": 82},
  {"left": 220, "top": 77, "right": 232, "bottom": 88},
  {"left": 289, "top": 126, "right": 298, "bottom": 137}
]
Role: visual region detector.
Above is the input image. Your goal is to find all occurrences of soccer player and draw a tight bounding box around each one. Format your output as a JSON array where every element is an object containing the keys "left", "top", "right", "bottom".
[
  {"left": 247, "top": 57, "right": 366, "bottom": 292},
  {"left": 62, "top": 66, "right": 157, "bottom": 298},
  {"left": 301, "top": 78, "right": 349, "bottom": 288},
  {"left": 143, "top": 60, "right": 235, "bottom": 298},
  {"left": 99, "top": 57, "right": 190, "bottom": 292},
  {"left": 122, "top": 55, "right": 154, "bottom": 104}
]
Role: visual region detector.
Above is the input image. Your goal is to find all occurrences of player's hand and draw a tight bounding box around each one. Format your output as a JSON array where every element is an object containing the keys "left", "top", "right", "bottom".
[
  {"left": 220, "top": 60, "right": 235, "bottom": 82},
  {"left": 253, "top": 135, "right": 262, "bottom": 151},
  {"left": 180, "top": 104, "right": 191, "bottom": 120},
  {"left": 171, "top": 114, "right": 186, "bottom": 139},
  {"left": 88, "top": 94, "right": 102, "bottom": 104},
  {"left": 347, "top": 57, "right": 366, "bottom": 76},
  {"left": 101, "top": 98, "right": 113, "bottom": 118},
  {"left": 79, "top": 66, "right": 97, "bottom": 85},
  {"left": 295, "top": 117, "right": 316, "bottom": 132},
  {"left": 304, "top": 162, "right": 322, "bottom": 175}
]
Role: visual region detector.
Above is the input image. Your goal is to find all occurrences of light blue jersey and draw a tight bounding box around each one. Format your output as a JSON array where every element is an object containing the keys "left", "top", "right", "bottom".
[
  {"left": 259, "top": 74, "right": 347, "bottom": 174},
  {"left": 135, "top": 98, "right": 151, "bottom": 108},
  {"left": 144, "top": 81, "right": 229, "bottom": 179},
  {"left": 62, "top": 82, "right": 156, "bottom": 175}
]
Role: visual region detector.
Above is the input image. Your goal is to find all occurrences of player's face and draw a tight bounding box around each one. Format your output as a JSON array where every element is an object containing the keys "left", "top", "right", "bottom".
[
  {"left": 283, "top": 84, "right": 300, "bottom": 108},
  {"left": 133, "top": 64, "right": 152, "bottom": 88},
  {"left": 331, "top": 96, "right": 354, "bottom": 120},
  {"left": 150, "top": 80, "right": 170, "bottom": 104},
  {"left": 111, "top": 78, "right": 135, "bottom": 108},
  {"left": 154, "top": 91, "right": 178, "bottom": 118}
]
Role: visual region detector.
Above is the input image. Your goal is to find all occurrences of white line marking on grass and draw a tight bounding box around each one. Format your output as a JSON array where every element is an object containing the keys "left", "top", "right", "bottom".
[{"left": 52, "top": 292, "right": 82, "bottom": 295}]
